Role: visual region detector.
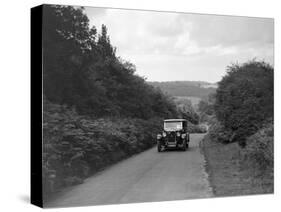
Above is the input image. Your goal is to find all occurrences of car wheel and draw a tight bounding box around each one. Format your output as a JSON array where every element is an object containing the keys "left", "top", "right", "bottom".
[
  {"left": 182, "top": 141, "right": 187, "bottom": 151},
  {"left": 157, "top": 141, "right": 162, "bottom": 152}
]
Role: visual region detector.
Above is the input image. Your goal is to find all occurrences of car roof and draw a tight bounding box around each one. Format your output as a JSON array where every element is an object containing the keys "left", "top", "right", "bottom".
[{"left": 164, "top": 119, "right": 187, "bottom": 122}]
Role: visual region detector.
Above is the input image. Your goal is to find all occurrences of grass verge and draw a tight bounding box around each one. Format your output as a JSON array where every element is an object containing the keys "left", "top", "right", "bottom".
[{"left": 201, "top": 133, "right": 273, "bottom": 197}]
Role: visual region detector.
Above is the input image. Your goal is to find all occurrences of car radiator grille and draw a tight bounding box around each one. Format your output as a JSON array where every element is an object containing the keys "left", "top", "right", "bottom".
[{"left": 167, "top": 132, "right": 176, "bottom": 143}]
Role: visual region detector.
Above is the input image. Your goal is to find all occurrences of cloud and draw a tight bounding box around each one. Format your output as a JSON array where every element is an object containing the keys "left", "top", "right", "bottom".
[
  {"left": 84, "top": 7, "right": 107, "bottom": 20},
  {"left": 186, "top": 14, "right": 274, "bottom": 47},
  {"left": 84, "top": 7, "right": 274, "bottom": 82}
]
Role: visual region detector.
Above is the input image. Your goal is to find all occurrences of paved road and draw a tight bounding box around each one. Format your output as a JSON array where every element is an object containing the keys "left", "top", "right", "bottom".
[{"left": 46, "top": 134, "right": 213, "bottom": 208}]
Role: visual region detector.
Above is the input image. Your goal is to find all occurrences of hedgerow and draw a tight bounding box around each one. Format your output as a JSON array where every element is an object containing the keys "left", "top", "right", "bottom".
[
  {"left": 242, "top": 123, "right": 273, "bottom": 173},
  {"left": 43, "top": 100, "right": 162, "bottom": 198}
]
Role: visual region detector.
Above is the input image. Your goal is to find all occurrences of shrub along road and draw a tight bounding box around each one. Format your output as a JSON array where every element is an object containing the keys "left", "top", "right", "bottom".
[{"left": 45, "top": 134, "right": 213, "bottom": 207}]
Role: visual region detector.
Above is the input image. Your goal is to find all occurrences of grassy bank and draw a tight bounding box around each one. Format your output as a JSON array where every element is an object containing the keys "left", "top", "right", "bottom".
[{"left": 201, "top": 133, "right": 273, "bottom": 197}]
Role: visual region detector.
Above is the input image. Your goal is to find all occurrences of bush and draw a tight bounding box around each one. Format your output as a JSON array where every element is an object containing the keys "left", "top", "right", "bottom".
[
  {"left": 207, "top": 117, "right": 239, "bottom": 144},
  {"left": 215, "top": 60, "right": 273, "bottom": 142},
  {"left": 43, "top": 100, "right": 162, "bottom": 198},
  {"left": 187, "top": 123, "right": 208, "bottom": 134},
  {"left": 174, "top": 98, "right": 199, "bottom": 124},
  {"left": 242, "top": 123, "right": 273, "bottom": 172},
  {"left": 198, "top": 93, "right": 216, "bottom": 124}
]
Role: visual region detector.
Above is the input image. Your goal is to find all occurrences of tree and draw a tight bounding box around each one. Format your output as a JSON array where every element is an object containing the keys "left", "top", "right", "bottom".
[
  {"left": 43, "top": 5, "right": 97, "bottom": 105},
  {"left": 214, "top": 60, "right": 273, "bottom": 143},
  {"left": 174, "top": 98, "right": 199, "bottom": 124},
  {"left": 42, "top": 5, "right": 178, "bottom": 119},
  {"left": 97, "top": 24, "right": 116, "bottom": 59}
]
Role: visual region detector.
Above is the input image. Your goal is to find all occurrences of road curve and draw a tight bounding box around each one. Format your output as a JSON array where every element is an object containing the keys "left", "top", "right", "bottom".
[{"left": 46, "top": 134, "right": 213, "bottom": 208}]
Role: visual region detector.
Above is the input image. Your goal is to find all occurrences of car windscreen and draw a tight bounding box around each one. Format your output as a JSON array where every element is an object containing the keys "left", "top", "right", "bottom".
[{"left": 164, "top": 122, "right": 182, "bottom": 131}]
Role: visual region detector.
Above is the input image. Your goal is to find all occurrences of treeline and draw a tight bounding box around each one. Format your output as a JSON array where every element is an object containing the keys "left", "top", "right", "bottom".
[
  {"left": 149, "top": 81, "right": 216, "bottom": 98},
  {"left": 42, "top": 5, "right": 180, "bottom": 199},
  {"left": 199, "top": 60, "right": 273, "bottom": 188},
  {"left": 43, "top": 5, "right": 177, "bottom": 119}
]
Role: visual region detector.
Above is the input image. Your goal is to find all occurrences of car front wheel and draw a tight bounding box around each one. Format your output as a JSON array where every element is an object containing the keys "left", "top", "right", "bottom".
[
  {"left": 182, "top": 141, "right": 187, "bottom": 151},
  {"left": 157, "top": 141, "right": 163, "bottom": 152}
]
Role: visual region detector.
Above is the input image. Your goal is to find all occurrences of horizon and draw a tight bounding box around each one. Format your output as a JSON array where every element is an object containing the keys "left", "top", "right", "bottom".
[
  {"left": 147, "top": 80, "right": 218, "bottom": 84},
  {"left": 85, "top": 7, "right": 274, "bottom": 82}
]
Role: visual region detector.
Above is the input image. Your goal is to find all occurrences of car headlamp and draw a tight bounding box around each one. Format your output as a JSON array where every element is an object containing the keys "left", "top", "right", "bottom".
[
  {"left": 181, "top": 133, "right": 186, "bottom": 138},
  {"left": 157, "top": 134, "right": 162, "bottom": 139},
  {"left": 176, "top": 132, "right": 181, "bottom": 137},
  {"left": 162, "top": 132, "right": 167, "bottom": 137}
]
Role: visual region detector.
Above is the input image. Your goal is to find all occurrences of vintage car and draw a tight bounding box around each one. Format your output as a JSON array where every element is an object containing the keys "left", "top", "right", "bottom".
[{"left": 156, "top": 119, "right": 190, "bottom": 152}]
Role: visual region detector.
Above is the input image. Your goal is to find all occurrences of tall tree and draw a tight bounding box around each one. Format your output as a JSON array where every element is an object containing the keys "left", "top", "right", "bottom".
[{"left": 97, "top": 24, "right": 116, "bottom": 59}]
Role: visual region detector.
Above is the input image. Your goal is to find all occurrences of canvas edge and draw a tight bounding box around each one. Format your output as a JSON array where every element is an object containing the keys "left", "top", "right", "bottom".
[{"left": 30, "top": 4, "right": 44, "bottom": 208}]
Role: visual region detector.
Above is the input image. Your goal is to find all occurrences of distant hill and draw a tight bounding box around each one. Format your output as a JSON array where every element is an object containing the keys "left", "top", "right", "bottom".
[{"left": 148, "top": 81, "right": 217, "bottom": 99}]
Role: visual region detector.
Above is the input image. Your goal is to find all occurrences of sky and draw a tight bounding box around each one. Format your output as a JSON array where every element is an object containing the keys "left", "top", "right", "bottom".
[{"left": 85, "top": 7, "right": 274, "bottom": 83}]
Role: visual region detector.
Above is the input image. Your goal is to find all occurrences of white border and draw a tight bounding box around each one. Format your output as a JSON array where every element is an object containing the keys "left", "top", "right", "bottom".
[{"left": 0, "top": 0, "right": 279, "bottom": 211}]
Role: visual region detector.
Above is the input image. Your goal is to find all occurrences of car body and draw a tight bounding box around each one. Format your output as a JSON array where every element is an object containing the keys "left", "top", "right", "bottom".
[{"left": 156, "top": 119, "right": 190, "bottom": 152}]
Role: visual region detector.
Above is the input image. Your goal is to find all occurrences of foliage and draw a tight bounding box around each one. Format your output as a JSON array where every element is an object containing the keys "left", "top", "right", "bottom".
[
  {"left": 198, "top": 92, "right": 216, "bottom": 123},
  {"left": 187, "top": 123, "right": 207, "bottom": 134},
  {"left": 42, "top": 5, "right": 177, "bottom": 119},
  {"left": 208, "top": 118, "right": 233, "bottom": 143},
  {"left": 202, "top": 129, "right": 273, "bottom": 196},
  {"left": 174, "top": 98, "right": 199, "bottom": 124},
  {"left": 43, "top": 100, "right": 162, "bottom": 197},
  {"left": 242, "top": 122, "right": 273, "bottom": 172},
  {"left": 201, "top": 61, "right": 274, "bottom": 195},
  {"left": 41, "top": 5, "right": 182, "bottom": 199},
  {"left": 214, "top": 60, "right": 273, "bottom": 143},
  {"left": 239, "top": 122, "right": 274, "bottom": 193},
  {"left": 41, "top": 5, "right": 227, "bottom": 199},
  {"left": 198, "top": 92, "right": 215, "bottom": 115}
]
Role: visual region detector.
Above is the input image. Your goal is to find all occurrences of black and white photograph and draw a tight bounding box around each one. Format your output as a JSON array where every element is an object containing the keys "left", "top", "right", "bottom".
[{"left": 31, "top": 3, "right": 273, "bottom": 208}]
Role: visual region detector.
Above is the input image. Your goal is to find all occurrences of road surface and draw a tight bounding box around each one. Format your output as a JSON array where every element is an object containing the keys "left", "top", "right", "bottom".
[{"left": 46, "top": 134, "right": 213, "bottom": 208}]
